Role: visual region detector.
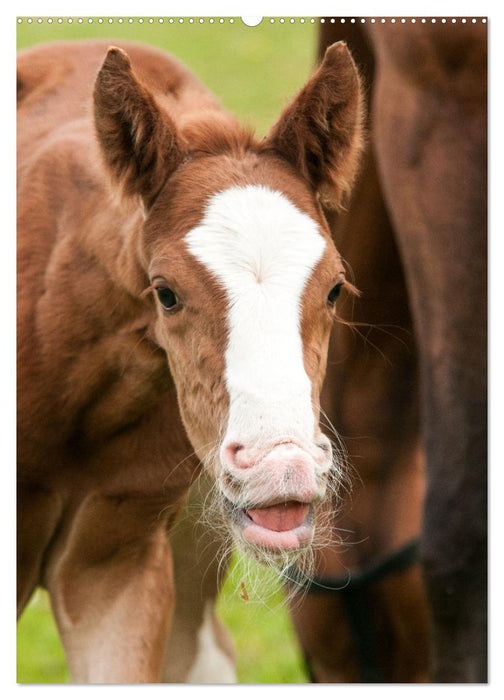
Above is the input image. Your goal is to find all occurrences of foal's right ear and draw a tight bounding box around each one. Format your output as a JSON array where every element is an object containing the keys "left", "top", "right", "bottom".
[{"left": 94, "top": 47, "right": 183, "bottom": 209}]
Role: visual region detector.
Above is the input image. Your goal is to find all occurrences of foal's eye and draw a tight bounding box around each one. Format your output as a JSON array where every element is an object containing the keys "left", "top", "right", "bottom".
[
  {"left": 327, "top": 283, "right": 343, "bottom": 305},
  {"left": 156, "top": 287, "right": 180, "bottom": 312}
]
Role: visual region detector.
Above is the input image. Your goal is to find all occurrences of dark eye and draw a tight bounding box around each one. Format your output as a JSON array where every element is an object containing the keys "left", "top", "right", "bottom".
[
  {"left": 156, "top": 287, "right": 180, "bottom": 312},
  {"left": 327, "top": 283, "right": 343, "bottom": 305}
]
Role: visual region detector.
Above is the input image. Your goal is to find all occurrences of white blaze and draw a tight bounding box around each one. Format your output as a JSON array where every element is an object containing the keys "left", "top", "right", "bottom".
[{"left": 185, "top": 185, "right": 326, "bottom": 445}]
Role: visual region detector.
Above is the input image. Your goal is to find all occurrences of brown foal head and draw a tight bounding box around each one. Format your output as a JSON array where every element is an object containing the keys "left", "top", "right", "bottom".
[{"left": 93, "top": 43, "right": 363, "bottom": 565}]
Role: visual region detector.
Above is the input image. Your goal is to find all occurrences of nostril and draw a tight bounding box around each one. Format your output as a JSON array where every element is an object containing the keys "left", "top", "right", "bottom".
[
  {"left": 222, "top": 442, "right": 252, "bottom": 470},
  {"left": 316, "top": 438, "right": 333, "bottom": 461}
]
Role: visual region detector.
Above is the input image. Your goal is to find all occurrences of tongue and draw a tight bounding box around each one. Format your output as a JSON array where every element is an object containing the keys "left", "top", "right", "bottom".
[{"left": 247, "top": 502, "right": 309, "bottom": 532}]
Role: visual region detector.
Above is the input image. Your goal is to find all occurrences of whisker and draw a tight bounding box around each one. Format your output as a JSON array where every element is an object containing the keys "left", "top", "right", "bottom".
[
  {"left": 334, "top": 316, "right": 393, "bottom": 364},
  {"left": 163, "top": 407, "right": 362, "bottom": 607}
]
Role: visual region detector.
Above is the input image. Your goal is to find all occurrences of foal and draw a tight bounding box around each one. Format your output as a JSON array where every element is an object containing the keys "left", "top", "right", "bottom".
[{"left": 17, "top": 39, "right": 363, "bottom": 681}]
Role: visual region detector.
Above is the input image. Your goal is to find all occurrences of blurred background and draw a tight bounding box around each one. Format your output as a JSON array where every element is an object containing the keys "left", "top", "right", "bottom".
[{"left": 16, "top": 16, "right": 319, "bottom": 684}]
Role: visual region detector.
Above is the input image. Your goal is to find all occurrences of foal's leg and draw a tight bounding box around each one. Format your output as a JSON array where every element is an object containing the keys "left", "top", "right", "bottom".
[
  {"left": 370, "top": 23, "right": 487, "bottom": 682},
  {"left": 162, "top": 474, "right": 236, "bottom": 683},
  {"left": 46, "top": 493, "right": 175, "bottom": 683},
  {"left": 17, "top": 480, "right": 63, "bottom": 617}
]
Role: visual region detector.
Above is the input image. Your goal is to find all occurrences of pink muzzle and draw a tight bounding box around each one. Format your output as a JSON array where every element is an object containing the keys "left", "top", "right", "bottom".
[{"left": 220, "top": 439, "right": 330, "bottom": 551}]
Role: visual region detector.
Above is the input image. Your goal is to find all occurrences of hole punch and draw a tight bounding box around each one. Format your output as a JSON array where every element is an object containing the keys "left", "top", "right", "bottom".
[{"left": 241, "top": 16, "right": 262, "bottom": 26}]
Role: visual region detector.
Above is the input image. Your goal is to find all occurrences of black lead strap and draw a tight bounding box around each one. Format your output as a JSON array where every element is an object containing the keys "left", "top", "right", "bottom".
[{"left": 285, "top": 538, "right": 421, "bottom": 683}]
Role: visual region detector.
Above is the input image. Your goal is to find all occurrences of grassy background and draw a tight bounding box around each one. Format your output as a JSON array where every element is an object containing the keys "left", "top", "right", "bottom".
[
  {"left": 16, "top": 16, "right": 317, "bottom": 684},
  {"left": 17, "top": 16, "right": 317, "bottom": 137}
]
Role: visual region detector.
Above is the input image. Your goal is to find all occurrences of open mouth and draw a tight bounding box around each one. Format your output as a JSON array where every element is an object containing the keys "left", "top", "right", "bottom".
[{"left": 226, "top": 498, "right": 314, "bottom": 552}]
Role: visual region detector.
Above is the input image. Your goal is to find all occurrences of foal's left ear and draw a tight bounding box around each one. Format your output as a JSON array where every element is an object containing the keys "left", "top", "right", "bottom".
[
  {"left": 265, "top": 42, "right": 364, "bottom": 210},
  {"left": 94, "top": 47, "right": 183, "bottom": 209}
]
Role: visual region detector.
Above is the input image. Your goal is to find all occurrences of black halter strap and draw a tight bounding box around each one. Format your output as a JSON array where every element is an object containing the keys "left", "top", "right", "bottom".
[
  {"left": 286, "top": 537, "right": 420, "bottom": 593},
  {"left": 286, "top": 538, "right": 420, "bottom": 683}
]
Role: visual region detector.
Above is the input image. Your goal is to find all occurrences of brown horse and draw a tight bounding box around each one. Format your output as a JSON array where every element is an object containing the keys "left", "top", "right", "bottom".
[
  {"left": 17, "top": 39, "right": 365, "bottom": 682},
  {"left": 286, "top": 19, "right": 487, "bottom": 684}
]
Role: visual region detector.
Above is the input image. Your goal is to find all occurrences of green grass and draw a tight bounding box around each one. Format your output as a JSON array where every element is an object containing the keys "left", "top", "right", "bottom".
[
  {"left": 17, "top": 590, "right": 69, "bottom": 683},
  {"left": 17, "top": 16, "right": 317, "bottom": 137},
  {"left": 16, "top": 17, "right": 316, "bottom": 683},
  {"left": 17, "top": 556, "right": 309, "bottom": 683},
  {"left": 216, "top": 557, "right": 309, "bottom": 683}
]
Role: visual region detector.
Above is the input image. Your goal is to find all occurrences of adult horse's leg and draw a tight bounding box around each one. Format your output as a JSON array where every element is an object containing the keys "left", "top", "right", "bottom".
[
  {"left": 289, "top": 141, "right": 429, "bottom": 684},
  {"left": 162, "top": 474, "right": 236, "bottom": 683},
  {"left": 369, "top": 22, "right": 488, "bottom": 682},
  {"left": 287, "top": 23, "right": 429, "bottom": 683},
  {"left": 45, "top": 494, "right": 176, "bottom": 683}
]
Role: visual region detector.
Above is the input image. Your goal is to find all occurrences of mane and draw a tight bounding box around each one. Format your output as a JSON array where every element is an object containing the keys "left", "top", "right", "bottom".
[{"left": 178, "top": 109, "right": 259, "bottom": 159}]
